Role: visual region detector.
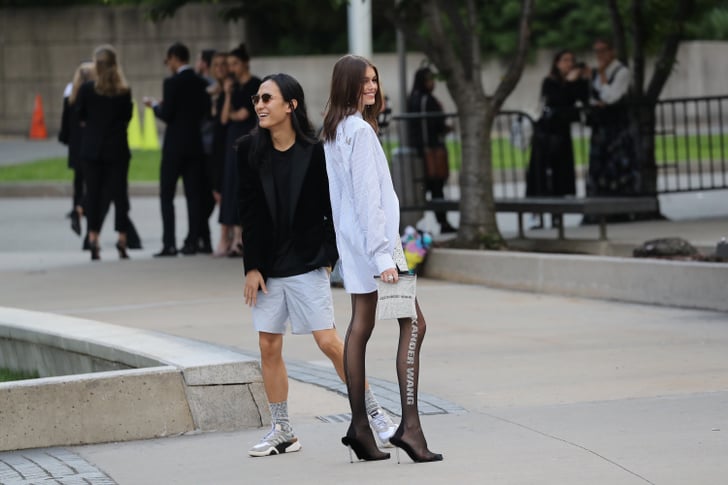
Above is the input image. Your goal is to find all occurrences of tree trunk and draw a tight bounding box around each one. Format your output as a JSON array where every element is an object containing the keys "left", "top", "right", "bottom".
[
  {"left": 632, "top": 102, "right": 659, "bottom": 197},
  {"left": 456, "top": 99, "right": 502, "bottom": 248},
  {"left": 606, "top": 0, "right": 628, "bottom": 65}
]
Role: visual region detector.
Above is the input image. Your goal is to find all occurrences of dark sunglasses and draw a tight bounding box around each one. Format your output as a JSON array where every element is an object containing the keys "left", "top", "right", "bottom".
[{"left": 251, "top": 93, "right": 276, "bottom": 105}]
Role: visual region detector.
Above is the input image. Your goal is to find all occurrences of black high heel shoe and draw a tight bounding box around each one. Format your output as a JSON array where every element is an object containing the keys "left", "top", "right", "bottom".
[
  {"left": 89, "top": 241, "right": 100, "bottom": 261},
  {"left": 70, "top": 210, "right": 81, "bottom": 236},
  {"left": 388, "top": 431, "right": 443, "bottom": 464},
  {"left": 116, "top": 242, "right": 129, "bottom": 260},
  {"left": 341, "top": 433, "right": 390, "bottom": 462}
]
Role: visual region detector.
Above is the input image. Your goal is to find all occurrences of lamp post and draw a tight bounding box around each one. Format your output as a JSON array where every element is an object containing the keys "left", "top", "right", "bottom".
[{"left": 347, "top": 0, "right": 372, "bottom": 58}]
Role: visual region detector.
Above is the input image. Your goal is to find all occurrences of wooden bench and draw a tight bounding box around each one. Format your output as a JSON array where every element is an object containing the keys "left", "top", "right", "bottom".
[{"left": 416, "top": 196, "right": 659, "bottom": 240}]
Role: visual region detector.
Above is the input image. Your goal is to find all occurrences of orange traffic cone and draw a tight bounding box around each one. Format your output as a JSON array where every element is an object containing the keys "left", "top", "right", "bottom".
[{"left": 29, "top": 94, "right": 48, "bottom": 140}]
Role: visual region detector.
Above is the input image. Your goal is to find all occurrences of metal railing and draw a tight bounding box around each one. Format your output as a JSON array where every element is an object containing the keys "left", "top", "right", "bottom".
[
  {"left": 655, "top": 95, "right": 728, "bottom": 193},
  {"left": 380, "top": 95, "right": 728, "bottom": 210}
]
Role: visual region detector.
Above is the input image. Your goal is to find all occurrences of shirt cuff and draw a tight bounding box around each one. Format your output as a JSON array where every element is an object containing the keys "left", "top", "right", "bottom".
[{"left": 374, "top": 253, "right": 396, "bottom": 275}]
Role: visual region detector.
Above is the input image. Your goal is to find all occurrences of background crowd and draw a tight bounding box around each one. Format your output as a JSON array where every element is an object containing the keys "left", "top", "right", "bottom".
[
  {"left": 59, "top": 41, "right": 261, "bottom": 261},
  {"left": 58, "top": 36, "right": 636, "bottom": 260}
]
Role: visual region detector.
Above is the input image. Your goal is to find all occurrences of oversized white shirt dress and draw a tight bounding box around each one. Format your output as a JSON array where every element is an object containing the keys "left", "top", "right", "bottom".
[{"left": 324, "top": 112, "right": 401, "bottom": 294}]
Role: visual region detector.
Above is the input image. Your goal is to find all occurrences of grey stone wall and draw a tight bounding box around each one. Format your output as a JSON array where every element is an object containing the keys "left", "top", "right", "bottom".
[{"left": 0, "top": 4, "right": 245, "bottom": 135}]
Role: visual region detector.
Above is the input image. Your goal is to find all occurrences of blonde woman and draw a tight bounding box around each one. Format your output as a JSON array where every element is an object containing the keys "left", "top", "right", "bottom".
[
  {"left": 76, "top": 45, "right": 133, "bottom": 260},
  {"left": 59, "top": 61, "right": 94, "bottom": 237}
]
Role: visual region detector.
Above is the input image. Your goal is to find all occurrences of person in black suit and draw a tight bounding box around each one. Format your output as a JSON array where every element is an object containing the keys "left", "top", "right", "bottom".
[
  {"left": 59, "top": 61, "right": 94, "bottom": 237},
  {"left": 145, "top": 42, "right": 211, "bottom": 256},
  {"left": 76, "top": 45, "right": 133, "bottom": 261},
  {"left": 239, "top": 73, "right": 395, "bottom": 457}
]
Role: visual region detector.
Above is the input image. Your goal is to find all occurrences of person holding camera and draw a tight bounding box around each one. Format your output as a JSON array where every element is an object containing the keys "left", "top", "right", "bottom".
[
  {"left": 526, "top": 49, "right": 589, "bottom": 227},
  {"left": 587, "top": 38, "right": 636, "bottom": 199}
]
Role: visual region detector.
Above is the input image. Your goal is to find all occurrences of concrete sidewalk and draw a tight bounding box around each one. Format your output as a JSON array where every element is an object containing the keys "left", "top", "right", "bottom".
[
  {"left": 0, "top": 195, "right": 727, "bottom": 484},
  {"left": 0, "top": 137, "right": 66, "bottom": 166}
]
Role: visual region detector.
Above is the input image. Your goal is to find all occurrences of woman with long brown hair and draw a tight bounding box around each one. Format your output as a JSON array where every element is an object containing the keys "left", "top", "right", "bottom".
[
  {"left": 322, "top": 55, "right": 442, "bottom": 463},
  {"left": 76, "top": 44, "right": 133, "bottom": 260}
]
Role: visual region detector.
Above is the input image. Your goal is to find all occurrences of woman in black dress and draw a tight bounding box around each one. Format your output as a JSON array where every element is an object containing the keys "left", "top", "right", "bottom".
[
  {"left": 208, "top": 52, "right": 231, "bottom": 256},
  {"left": 220, "top": 44, "right": 261, "bottom": 257},
  {"left": 76, "top": 45, "right": 133, "bottom": 261},
  {"left": 527, "top": 49, "right": 590, "bottom": 198},
  {"left": 525, "top": 49, "right": 589, "bottom": 227}
]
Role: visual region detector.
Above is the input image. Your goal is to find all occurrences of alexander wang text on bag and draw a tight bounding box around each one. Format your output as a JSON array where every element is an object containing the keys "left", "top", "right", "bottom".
[{"left": 375, "top": 272, "right": 417, "bottom": 321}]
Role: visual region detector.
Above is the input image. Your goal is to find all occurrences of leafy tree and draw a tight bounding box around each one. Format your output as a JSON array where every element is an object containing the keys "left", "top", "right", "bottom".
[
  {"left": 383, "top": 0, "right": 535, "bottom": 248},
  {"left": 604, "top": 0, "right": 714, "bottom": 208}
]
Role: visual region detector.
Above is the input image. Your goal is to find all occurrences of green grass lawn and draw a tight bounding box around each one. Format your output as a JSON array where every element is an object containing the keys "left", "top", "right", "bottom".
[
  {"left": 384, "top": 133, "right": 728, "bottom": 171},
  {"left": 0, "top": 150, "right": 161, "bottom": 182},
  {"left": 0, "top": 368, "right": 39, "bottom": 382},
  {"left": 2, "top": 133, "right": 726, "bottom": 182}
]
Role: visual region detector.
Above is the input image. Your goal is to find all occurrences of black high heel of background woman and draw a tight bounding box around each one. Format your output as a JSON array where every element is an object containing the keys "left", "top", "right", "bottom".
[
  {"left": 89, "top": 241, "right": 100, "bottom": 261},
  {"left": 341, "top": 428, "right": 390, "bottom": 462},
  {"left": 116, "top": 241, "right": 129, "bottom": 259}
]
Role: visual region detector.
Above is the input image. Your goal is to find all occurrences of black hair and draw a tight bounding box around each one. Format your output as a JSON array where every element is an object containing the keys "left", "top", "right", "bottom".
[
  {"left": 593, "top": 38, "right": 614, "bottom": 50},
  {"left": 549, "top": 49, "right": 573, "bottom": 82},
  {"left": 200, "top": 49, "right": 215, "bottom": 67},
  {"left": 229, "top": 43, "right": 250, "bottom": 63},
  {"left": 410, "top": 67, "right": 433, "bottom": 95},
  {"left": 167, "top": 42, "right": 190, "bottom": 63},
  {"left": 245, "top": 73, "right": 317, "bottom": 168}
]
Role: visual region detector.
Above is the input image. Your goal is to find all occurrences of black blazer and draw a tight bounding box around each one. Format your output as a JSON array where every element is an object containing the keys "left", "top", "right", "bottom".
[
  {"left": 59, "top": 96, "right": 85, "bottom": 169},
  {"left": 238, "top": 136, "right": 338, "bottom": 279},
  {"left": 76, "top": 81, "right": 133, "bottom": 163},
  {"left": 153, "top": 68, "right": 210, "bottom": 161}
]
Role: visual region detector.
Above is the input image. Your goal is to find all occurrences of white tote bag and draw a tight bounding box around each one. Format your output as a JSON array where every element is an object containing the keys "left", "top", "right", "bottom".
[{"left": 375, "top": 245, "right": 417, "bottom": 321}]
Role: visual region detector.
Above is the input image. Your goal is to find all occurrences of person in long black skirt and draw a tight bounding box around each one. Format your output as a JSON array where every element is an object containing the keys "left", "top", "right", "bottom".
[
  {"left": 219, "top": 44, "right": 261, "bottom": 257},
  {"left": 526, "top": 49, "right": 589, "bottom": 228}
]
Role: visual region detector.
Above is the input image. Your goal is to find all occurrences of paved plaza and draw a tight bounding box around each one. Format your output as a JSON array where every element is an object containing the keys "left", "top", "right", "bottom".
[{"left": 0, "top": 139, "right": 727, "bottom": 484}]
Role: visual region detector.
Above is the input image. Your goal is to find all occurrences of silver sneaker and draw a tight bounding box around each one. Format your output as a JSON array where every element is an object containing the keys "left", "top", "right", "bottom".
[
  {"left": 248, "top": 423, "right": 302, "bottom": 457},
  {"left": 369, "top": 409, "right": 397, "bottom": 447}
]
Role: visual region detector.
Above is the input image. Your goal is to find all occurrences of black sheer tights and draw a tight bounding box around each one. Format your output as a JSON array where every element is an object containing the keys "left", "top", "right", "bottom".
[
  {"left": 343, "top": 293, "right": 441, "bottom": 462},
  {"left": 342, "top": 292, "right": 389, "bottom": 460},
  {"left": 392, "top": 300, "right": 442, "bottom": 462}
]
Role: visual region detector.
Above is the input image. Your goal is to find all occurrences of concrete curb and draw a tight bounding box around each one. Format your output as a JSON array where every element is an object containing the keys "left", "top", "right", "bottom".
[
  {"left": 0, "top": 307, "right": 268, "bottom": 451},
  {"left": 424, "top": 248, "right": 728, "bottom": 312}
]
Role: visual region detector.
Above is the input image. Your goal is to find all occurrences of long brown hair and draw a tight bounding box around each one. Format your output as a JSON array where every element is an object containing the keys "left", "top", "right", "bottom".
[
  {"left": 321, "top": 55, "right": 383, "bottom": 142},
  {"left": 69, "top": 61, "right": 95, "bottom": 105},
  {"left": 93, "top": 44, "right": 130, "bottom": 96}
]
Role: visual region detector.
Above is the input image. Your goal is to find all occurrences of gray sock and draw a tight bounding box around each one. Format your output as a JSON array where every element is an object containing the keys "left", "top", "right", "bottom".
[
  {"left": 269, "top": 401, "right": 292, "bottom": 433},
  {"left": 364, "top": 388, "right": 380, "bottom": 417}
]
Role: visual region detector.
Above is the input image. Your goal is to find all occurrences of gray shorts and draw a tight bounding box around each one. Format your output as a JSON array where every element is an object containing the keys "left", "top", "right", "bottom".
[{"left": 251, "top": 268, "right": 335, "bottom": 335}]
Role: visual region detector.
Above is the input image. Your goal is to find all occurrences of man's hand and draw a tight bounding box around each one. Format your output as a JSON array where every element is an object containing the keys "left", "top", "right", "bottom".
[{"left": 244, "top": 269, "right": 267, "bottom": 307}]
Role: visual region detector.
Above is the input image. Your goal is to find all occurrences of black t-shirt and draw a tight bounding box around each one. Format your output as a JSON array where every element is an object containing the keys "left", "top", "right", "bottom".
[{"left": 268, "top": 145, "right": 309, "bottom": 277}]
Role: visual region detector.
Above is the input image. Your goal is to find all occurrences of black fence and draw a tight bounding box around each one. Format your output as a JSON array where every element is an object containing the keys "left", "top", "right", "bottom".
[{"left": 380, "top": 95, "right": 728, "bottom": 209}]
